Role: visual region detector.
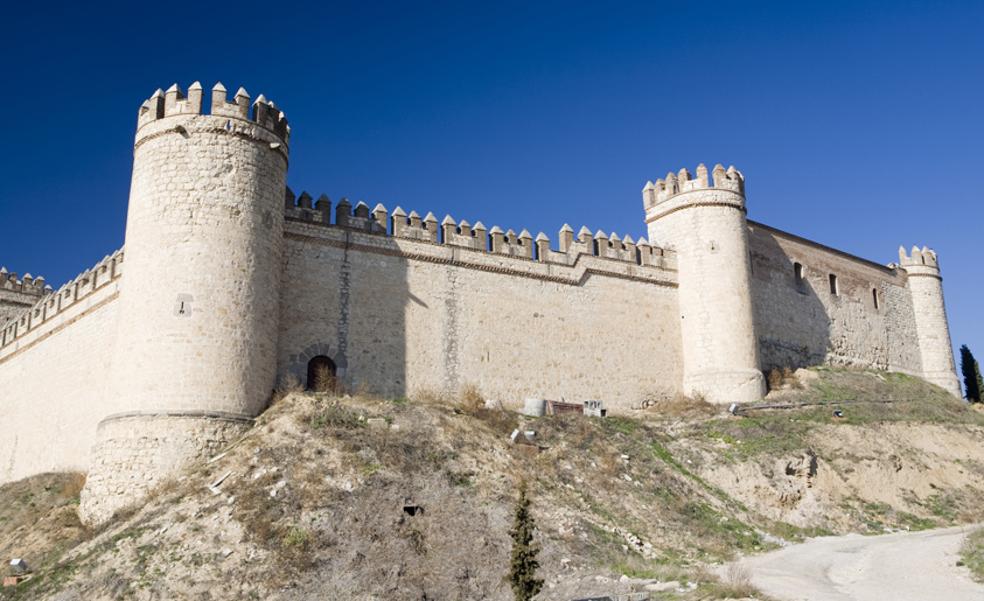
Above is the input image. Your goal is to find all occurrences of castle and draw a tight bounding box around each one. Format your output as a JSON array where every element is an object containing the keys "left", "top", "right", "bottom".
[{"left": 0, "top": 82, "right": 960, "bottom": 524}]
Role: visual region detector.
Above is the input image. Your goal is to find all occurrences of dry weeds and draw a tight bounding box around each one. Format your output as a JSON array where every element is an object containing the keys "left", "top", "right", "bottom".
[{"left": 5, "top": 369, "right": 984, "bottom": 601}]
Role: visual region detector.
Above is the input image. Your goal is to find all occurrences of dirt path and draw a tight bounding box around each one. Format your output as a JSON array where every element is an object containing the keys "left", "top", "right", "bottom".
[{"left": 730, "top": 525, "right": 984, "bottom": 601}]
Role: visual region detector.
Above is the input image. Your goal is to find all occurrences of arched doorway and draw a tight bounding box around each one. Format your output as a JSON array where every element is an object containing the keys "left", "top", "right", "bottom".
[{"left": 307, "top": 355, "right": 337, "bottom": 393}]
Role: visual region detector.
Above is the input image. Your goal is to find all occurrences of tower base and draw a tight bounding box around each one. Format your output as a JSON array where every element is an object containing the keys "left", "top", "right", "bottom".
[
  {"left": 684, "top": 369, "right": 766, "bottom": 405},
  {"left": 79, "top": 411, "right": 252, "bottom": 525},
  {"left": 921, "top": 370, "right": 962, "bottom": 398}
]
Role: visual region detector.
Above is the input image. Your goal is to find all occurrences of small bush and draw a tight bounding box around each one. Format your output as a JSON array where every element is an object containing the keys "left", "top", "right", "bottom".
[
  {"left": 766, "top": 367, "right": 803, "bottom": 392},
  {"left": 509, "top": 481, "right": 543, "bottom": 601},
  {"left": 767, "top": 368, "right": 783, "bottom": 391},
  {"left": 406, "top": 526, "right": 427, "bottom": 555},
  {"left": 783, "top": 367, "right": 803, "bottom": 389},
  {"left": 282, "top": 525, "right": 311, "bottom": 548},
  {"left": 460, "top": 383, "right": 484, "bottom": 410},
  {"left": 703, "top": 564, "right": 761, "bottom": 599}
]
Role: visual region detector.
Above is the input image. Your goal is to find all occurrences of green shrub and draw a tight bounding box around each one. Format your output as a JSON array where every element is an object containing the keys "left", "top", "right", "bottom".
[{"left": 509, "top": 482, "right": 543, "bottom": 601}]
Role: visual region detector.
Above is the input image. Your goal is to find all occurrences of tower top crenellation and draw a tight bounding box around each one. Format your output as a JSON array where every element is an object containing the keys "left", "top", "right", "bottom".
[
  {"left": 642, "top": 163, "right": 743, "bottom": 208},
  {"left": 137, "top": 81, "right": 290, "bottom": 143},
  {"left": 898, "top": 245, "right": 939, "bottom": 269}
]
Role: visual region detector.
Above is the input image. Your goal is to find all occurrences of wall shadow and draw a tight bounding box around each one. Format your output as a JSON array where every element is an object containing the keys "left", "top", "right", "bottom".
[{"left": 748, "top": 225, "right": 833, "bottom": 373}]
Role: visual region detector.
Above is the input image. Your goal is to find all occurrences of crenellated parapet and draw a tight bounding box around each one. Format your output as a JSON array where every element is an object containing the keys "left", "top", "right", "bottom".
[
  {"left": 642, "top": 163, "right": 743, "bottom": 209},
  {"left": 135, "top": 82, "right": 289, "bottom": 155},
  {"left": 284, "top": 187, "right": 677, "bottom": 270},
  {"left": 0, "top": 268, "right": 50, "bottom": 297},
  {"left": 897, "top": 245, "right": 940, "bottom": 275},
  {"left": 1, "top": 250, "right": 124, "bottom": 349}
]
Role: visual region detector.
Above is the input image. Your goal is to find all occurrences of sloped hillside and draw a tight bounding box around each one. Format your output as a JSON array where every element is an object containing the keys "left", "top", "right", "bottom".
[{"left": 3, "top": 368, "right": 984, "bottom": 601}]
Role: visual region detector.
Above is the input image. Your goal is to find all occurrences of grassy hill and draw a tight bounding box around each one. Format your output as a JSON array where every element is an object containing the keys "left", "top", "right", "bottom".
[{"left": 3, "top": 368, "right": 984, "bottom": 600}]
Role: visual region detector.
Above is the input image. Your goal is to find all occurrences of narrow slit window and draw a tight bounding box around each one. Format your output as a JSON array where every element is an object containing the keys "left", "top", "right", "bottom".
[
  {"left": 829, "top": 273, "right": 839, "bottom": 296},
  {"left": 793, "top": 262, "right": 805, "bottom": 292},
  {"left": 872, "top": 288, "right": 879, "bottom": 310}
]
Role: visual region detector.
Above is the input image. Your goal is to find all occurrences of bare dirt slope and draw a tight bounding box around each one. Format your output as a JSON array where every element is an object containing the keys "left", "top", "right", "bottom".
[
  {"left": 729, "top": 524, "right": 983, "bottom": 601},
  {"left": 2, "top": 368, "right": 984, "bottom": 601}
]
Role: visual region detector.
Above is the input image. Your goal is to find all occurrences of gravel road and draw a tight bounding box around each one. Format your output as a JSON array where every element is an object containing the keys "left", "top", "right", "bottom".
[{"left": 729, "top": 524, "right": 984, "bottom": 601}]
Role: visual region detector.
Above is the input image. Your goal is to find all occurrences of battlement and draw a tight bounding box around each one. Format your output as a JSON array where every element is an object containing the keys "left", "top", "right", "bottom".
[
  {"left": 1, "top": 250, "right": 124, "bottom": 349},
  {"left": 642, "top": 163, "right": 743, "bottom": 208},
  {"left": 136, "top": 82, "right": 290, "bottom": 143},
  {"left": 284, "top": 187, "right": 676, "bottom": 270},
  {"left": 897, "top": 245, "right": 940, "bottom": 269},
  {"left": 0, "top": 267, "right": 50, "bottom": 297}
]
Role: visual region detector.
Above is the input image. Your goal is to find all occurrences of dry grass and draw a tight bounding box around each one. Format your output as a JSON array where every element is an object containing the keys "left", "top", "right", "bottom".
[
  {"left": 767, "top": 368, "right": 783, "bottom": 391},
  {"left": 645, "top": 392, "right": 720, "bottom": 418},
  {"left": 697, "top": 368, "right": 984, "bottom": 460},
  {"left": 7, "top": 370, "right": 984, "bottom": 600},
  {"left": 960, "top": 527, "right": 984, "bottom": 583},
  {"left": 701, "top": 564, "right": 764, "bottom": 599},
  {"left": 410, "top": 387, "right": 452, "bottom": 405},
  {"left": 59, "top": 473, "right": 86, "bottom": 499},
  {"left": 767, "top": 367, "right": 803, "bottom": 392},
  {"left": 459, "top": 382, "right": 484, "bottom": 410},
  {"left": 0, "top": 472, "right": 92, "bottom": 589},
  {"left": 272, "top": 373, "right": 304, "bottom": 405},
  {"left": 306, "top": 398, "right": 365, "bottom": 430}
]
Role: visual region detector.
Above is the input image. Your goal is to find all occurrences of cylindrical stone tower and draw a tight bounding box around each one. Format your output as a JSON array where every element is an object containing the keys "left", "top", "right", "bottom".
[
  {"left": 80, "top": 82, "right": 290, "bottom": 523},
  {"left": 643, "top": 164, "right": 765, "bottom": 404},
  {"left": 899, "top": 246, "right": 961, "bottom": 397}
]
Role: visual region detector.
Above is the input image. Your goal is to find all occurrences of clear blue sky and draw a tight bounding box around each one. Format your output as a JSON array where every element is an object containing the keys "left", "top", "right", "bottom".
[{"left": 2, "top": 1, "right": 981, "bottom": 372}]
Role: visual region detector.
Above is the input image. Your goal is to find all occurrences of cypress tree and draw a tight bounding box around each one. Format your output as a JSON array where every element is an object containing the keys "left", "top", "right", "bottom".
[
  {"left": 960, "top": 345, "right": 983, "bottom": 403},
  {"left": 509, "top": 481, "right": 543, "bottom": 601}
]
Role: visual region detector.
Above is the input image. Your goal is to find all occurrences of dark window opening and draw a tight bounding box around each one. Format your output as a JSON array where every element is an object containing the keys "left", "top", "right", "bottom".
[
  {"left": 829, "top": 273, "right": 839, "bottom": 296},
  {"left": 793, "top": 262, "right": 806, "bottom": 292},
  {"left": 872, "top": 288, "right": 879, "bottom": 310},
  {"left": 307, "top": 355, "right": 337, "bottom": 393}
]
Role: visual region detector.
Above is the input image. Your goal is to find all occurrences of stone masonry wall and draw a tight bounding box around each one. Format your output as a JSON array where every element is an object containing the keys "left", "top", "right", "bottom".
[
  {"left": 78, "top": 83, "right": 291, "bottom": 523},
  {"left": 644, "top": 170, "right": 765, "bottom": 404},
  {"left": 80, "top": 414, "right": 251, "bottom": 524},
  {"left": 0, "top": 271, "right": 48, "bottom": 325},
  {"left": 278, "top": 216, "right": 683, "bottom": 411},
  {"left": 109, "top": 106, "right": 287, "bottom": 418},
  {"left": 748, "top": 221, "right": 922, "bottom": 374},
  {"left": 0, "top": 252, "right": 124, "bottom": 484},
  {"left": 0, "top": 291, "right": 37, "bottom": 326}
]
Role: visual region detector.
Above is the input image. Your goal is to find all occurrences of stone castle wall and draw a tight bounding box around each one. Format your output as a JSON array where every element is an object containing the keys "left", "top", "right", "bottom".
[
  {"left": 747, "top": 222, "right": 923, "bottom": 374},
  {"left": 278, "top": 199, "right": 683, "bottom": 411},
  {"left": 83, "top": 413, "right": 251, "bottom": 523},
  {"left": 0, "top": 203, "right": 949, "bottom": 490},
  {"left": 0, "top": 252, "right": 124, "bottom": 482},
  {"left": 0, "top": 83, "right": 962, "bottom": 522},
  {"left": 0, "top": 271, "right": 48, "bottom": 325}
]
